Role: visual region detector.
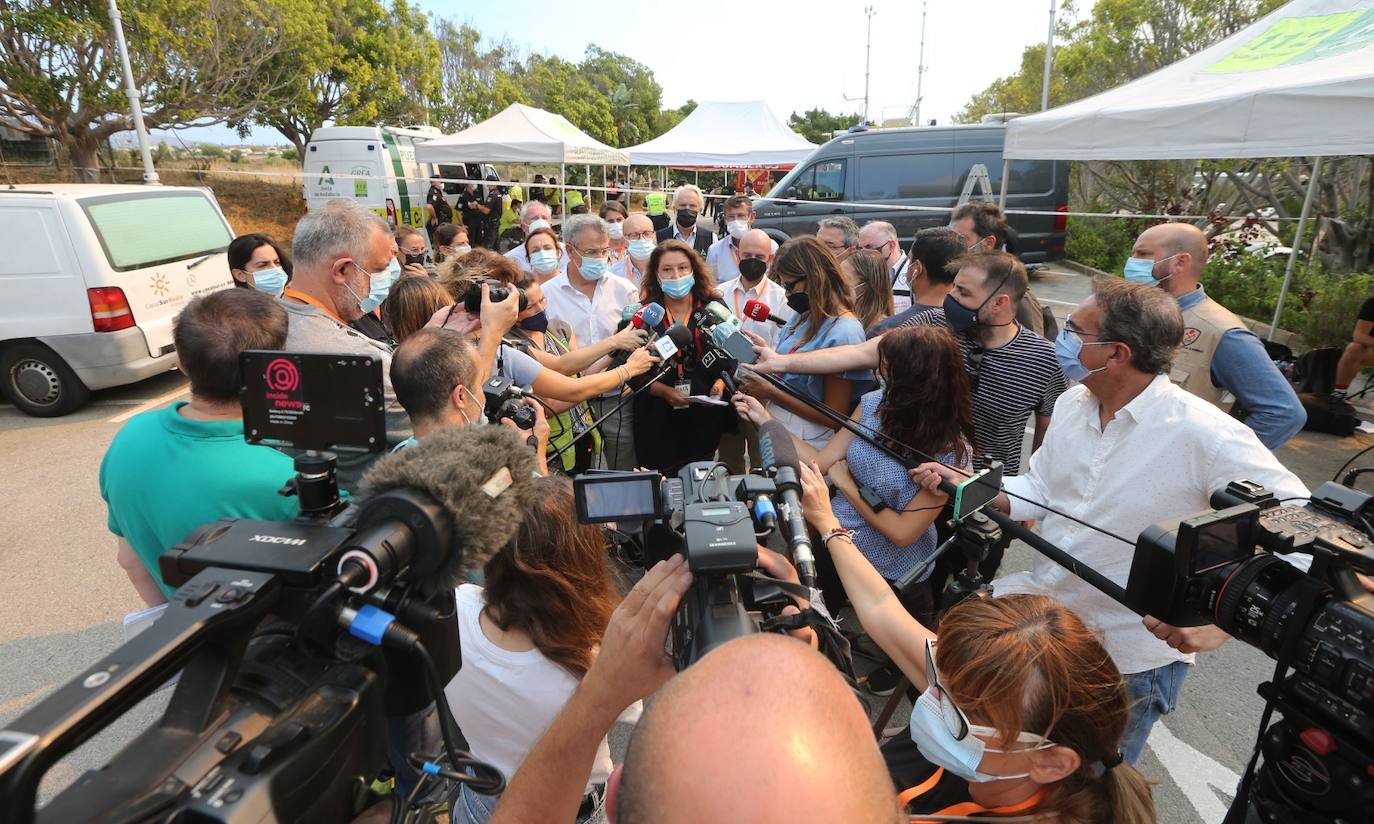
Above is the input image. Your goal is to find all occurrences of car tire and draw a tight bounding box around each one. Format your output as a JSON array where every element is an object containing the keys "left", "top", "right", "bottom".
[{"left": 0, "top": 342, "right": 91, "bottom": 417}]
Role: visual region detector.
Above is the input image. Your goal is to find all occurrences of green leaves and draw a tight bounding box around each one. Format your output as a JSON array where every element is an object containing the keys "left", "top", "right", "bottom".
[{"left": 787, "top": 109, "right": 863, "bottom": 145}]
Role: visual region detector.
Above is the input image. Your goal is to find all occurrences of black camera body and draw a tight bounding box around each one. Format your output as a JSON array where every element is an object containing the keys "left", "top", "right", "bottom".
[
  {"left": 1127, "top": 480, "right": 1374, "bottom": 822},
  {"left": 463, "top": 277, "right": 528, "bottom": 315},
  {"left": 482, "top": 375, "right": 535, "bottom": 430},
  {"left": 574, "top": 462, "right": 793, "bottom": 669}
]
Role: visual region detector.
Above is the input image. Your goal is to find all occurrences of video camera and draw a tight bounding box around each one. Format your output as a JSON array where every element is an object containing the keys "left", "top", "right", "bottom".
[
  {"left": 481, "top": 375, "right": 536, "bottom": 431},
  {"left": 0, "top": 352, "right": 513, "bottom": 824},
  {"left": 1127, "top": 480, "right": 1374, "bottom": 822}
]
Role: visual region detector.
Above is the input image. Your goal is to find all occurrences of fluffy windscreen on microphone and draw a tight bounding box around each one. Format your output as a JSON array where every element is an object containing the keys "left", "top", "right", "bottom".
[
  {"left": 620, "top": 302, "right": 643, "bottom": 323},
  {"left": 758, "top": 419, "right": 801, "bottom": 476},
  {"left": 704, "top": 300, "right": 738, "bottom": 328},
  {"left": 360, "top": 424, "right": 536, "bottom": 596}
]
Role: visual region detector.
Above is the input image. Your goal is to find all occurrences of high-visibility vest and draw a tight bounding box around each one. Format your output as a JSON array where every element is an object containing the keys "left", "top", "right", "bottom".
[{"left": 646, "top": 191, "right": 666, "bottom": 215}]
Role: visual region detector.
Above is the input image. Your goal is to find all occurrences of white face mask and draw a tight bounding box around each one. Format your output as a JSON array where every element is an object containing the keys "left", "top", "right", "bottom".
[
  {"left": 607, "top": 221, "right": 624, "bottom": 240},
  {"left": 527, "top": 217, "right": 552, "bottom": 233},
  {"left": 726, "top": 219, "right": 750, "bottom": 240}
]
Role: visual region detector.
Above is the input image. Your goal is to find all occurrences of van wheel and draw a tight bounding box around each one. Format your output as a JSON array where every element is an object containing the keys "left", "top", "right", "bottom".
[{"left": 0, "top": 343, "right": 91, "bottom": 417}]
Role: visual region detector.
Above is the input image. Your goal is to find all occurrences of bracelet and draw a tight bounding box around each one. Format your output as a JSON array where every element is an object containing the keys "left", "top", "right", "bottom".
[
  {"left": 821, "top": 527, "right": 855, "bottom": 546},
  {"left": 617, "top": 366, "right": 630, "bottom": 383}
]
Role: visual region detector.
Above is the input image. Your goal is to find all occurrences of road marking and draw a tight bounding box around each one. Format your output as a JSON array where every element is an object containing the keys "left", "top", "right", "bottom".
[
  {"left": 1148, "top": 721, "right": 1242, "bottom": 823},
  {"left": 106, "top": 385, "right": 190, "bottom": 424}
]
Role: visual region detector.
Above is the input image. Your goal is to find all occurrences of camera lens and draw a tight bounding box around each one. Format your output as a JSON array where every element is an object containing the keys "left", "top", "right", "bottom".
[{"left": 1211, "top": 554, "right": 1308, "bottom": 656}]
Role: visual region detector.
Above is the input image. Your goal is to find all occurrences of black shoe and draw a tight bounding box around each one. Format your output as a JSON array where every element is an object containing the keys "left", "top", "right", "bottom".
[{"left": 865, "top": 665, "right": 903, "bottom": 697}]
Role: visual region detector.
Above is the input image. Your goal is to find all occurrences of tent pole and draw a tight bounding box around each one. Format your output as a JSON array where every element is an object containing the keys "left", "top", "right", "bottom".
[
  {"left": 1270, "top": 156, "right": 1322, "bottom": 341},
  {"left": 998, "top": 158, "right": 1011, "bottom": 209},
  {"left": 586, "top": 164, "right": 591, "bottom": 205}
]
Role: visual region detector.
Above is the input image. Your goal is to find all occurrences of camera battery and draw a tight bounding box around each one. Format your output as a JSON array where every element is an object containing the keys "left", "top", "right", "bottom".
[{"left": 682, "top": 501, "right": 758, "bottom": 575}]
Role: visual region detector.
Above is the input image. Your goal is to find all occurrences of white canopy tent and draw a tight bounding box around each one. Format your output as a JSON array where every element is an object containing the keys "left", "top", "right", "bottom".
[
  {"left": 624, "top": 100, "right": 816, "bottom": 169},
  {"left": 415, "top": 103, "right": 629, "bottom": 165},
  {"left": 1002, "top": 0, "right": 1374, "bottom": 336}
]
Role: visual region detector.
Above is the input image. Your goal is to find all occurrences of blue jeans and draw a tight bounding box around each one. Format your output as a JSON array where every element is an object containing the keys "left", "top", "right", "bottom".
[
  {"left": 448, "top": 781, "right": 601, "bottom": 824},
  {"left": 1120, "top": 660, "right": 1190, "bottom": 765},
  {"left": 386, "top": 703, "right": 442, "bottom": 803}
]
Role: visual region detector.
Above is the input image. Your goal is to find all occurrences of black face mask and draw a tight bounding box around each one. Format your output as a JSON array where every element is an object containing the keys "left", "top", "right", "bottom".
[
  {"left": 676, "top": 208, "right": 698, "bottom": 229},
  {"left": 786, "top": 291, "right": 811, "bottom": 314},
  {"left": 738, "top": 258, "right": 767, "bottom": 282}
]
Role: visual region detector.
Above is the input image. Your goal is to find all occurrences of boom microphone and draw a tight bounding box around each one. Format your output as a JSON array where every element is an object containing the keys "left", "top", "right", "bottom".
[
  {"left": 743, "top": 299, "right": 787, "bottom": 327},
  {"left": 358, "top": 424, "right": 536, "bottom": 597},
  {"left": 757, "top": 420, "right": 816, "bottom": 588}
]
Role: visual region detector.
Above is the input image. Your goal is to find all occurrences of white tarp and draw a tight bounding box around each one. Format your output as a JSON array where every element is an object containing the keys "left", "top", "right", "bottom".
[
  {"left": 1004, "top": 0, "right": 1374, "bottom": 160},
  {"left": 624, "top": 100, "right": 816, "bottom": 168},
  {"left": 414, "top": 103, "right": 629, "bottom": 166}
]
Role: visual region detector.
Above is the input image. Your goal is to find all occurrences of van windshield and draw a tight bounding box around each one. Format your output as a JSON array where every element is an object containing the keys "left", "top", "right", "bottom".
[{"left": 81, "top": 191, "right": 232, "bottom": 271}]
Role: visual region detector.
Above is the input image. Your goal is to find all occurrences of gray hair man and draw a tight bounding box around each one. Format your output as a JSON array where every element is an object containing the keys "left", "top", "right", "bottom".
[
  {"left": 857, "top": 220, "right": 911, "bottom": 312},
  {"left": 505, "top": 200, "right": 569, "bottom": 274},
  {"left": 816, "top": 215, "right": 860, "bottom": 261},
  {"left": 540, "top": 213, "right": 642, "bottom": 469},
  {"left": 912, "top": 277, "right": 1308, "bottom": 765},
  {"left": 656, "top": 183, "right": 710, "bottom": 255},
  {"left": 1126, "top": 222, "right": 1304, "bottom": 448}
]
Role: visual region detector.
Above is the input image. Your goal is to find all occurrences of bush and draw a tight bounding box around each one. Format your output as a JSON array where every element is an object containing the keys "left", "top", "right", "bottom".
[{"left": 1064, "top": 214, "right": 1148, "bottom": 274}]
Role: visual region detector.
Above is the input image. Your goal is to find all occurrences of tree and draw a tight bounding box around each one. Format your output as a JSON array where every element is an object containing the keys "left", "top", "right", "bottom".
[
  {"left": 580, "top": 45, "right": 666, "bottom": 144},
  {"left": 432, "top": 21, "right": 525, "bottom": 132},
  {"left": 246, "top": 0, "right": 442, "bottom": 155},
  {"left": 152, "top": 141, "right": 171, "bottom": 165},
  {"left": 520, "top": 53, "right": 616, "bottom": 144},
  {"left": 0, "top": 0, "right": 295, "bottom": 181},
  {"left": 788, "top": 108, "right": 862, "bottom": 145}
]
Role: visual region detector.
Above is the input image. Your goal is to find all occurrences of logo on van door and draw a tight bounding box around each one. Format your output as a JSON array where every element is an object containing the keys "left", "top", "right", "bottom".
[{"left": 151, "top": 274, "right": 170, "bottom": 297}]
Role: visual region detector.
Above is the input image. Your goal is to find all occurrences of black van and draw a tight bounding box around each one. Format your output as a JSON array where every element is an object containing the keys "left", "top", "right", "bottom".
[{"left": 752, "top": 124, "right": 1068, "bottom": 264}]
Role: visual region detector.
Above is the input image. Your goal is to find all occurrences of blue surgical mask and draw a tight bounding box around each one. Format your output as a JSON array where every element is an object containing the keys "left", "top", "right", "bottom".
[
  {"left": 908, "top": 688, "right": 1050, "bottom": 783},
  {"left": 661, "top": 275, "right": 695, "bottom": 299},
  {"left": 530, "top": 249, "right": 560, "bottom": 275},
  {"left": 1123, "top": 253, "right": 1179, "bottom": 287},
  {"left": 628, "top": 238, "right": 656, "bottom": 259},
  {"left": 578, "top": 254, "right": 608, "bottom": 281},
  {"left": 357, "top": 260, "right": 398, "bottom": 314},
  {"left": 1054, "top": 327, "right": 1112, "bottom": 382},
  {"left": 251, "top": 266, "right": 287, "bottom": 297}
]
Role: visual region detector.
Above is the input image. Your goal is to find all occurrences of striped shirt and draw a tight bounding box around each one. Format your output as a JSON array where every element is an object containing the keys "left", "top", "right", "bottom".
[{"left": 898, "top": 308, "right": 1067, "bottom": 475}]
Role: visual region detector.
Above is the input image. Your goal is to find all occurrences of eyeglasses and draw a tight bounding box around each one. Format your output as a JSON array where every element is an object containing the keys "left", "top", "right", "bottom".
[
  {"left": 1064, "top": 319, "right": 1103, "bottom": 339},
  {"left": 575, "top": 246, "right": 611, "bottom": 258},
  {"left": 779, "top": 276, "right": 805, "bottom": 293},
  {"left": 822, "top": 242, "right": 848, "bottom": 252},
  {"left": 861, "top": 240, "right": 892, "bottom": 253},
  {"left": 925, "top": 639, "right": 1054, "bottom": 750},
  {"left": 625, "top": 230, "right": 656, "bottom": 241}
]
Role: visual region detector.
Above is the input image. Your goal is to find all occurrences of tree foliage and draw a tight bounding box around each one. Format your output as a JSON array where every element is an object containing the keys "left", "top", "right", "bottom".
[
  {"left": 0, "top": 0, "right": 295, "bottom": 180},
  {"left": 788, "top": 108, "right": 862, "bottom": 145}
]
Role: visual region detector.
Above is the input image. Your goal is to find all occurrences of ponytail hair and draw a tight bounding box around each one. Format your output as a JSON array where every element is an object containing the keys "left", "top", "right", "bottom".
[{"left": 937, "top": 594, "right": 1156, "bottom": 824}]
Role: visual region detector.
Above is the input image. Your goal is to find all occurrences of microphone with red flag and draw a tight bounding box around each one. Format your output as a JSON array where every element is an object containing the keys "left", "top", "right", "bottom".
[{"left": 743, "top": 299, "right": 787, "bottom": 327}]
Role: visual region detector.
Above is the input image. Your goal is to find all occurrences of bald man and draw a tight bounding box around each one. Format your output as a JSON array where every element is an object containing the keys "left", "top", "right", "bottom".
[
  {"left": 616, "top": 212, "right": 658, "bottom": 285},
  {"left": 1126, "top": 223, "right": 1304, "bottom": 448},
  {"left": 488, "top": 557, "right": 901, "bottom": 824}
]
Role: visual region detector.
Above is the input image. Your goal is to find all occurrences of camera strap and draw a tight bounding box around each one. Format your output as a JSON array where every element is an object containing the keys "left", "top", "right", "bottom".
[{"left": 750, "top": 573, "right": 856, "bottom": 683}]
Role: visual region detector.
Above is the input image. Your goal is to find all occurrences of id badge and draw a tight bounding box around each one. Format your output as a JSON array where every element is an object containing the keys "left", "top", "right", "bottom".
[{"left": 674, "top": 381, "right": 692, "bottom": 402}]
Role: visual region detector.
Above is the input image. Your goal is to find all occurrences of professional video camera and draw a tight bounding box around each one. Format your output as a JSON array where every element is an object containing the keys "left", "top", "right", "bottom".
[
  {"left": 0, "top": 351, "right": 530, "bottom": 824},
  {"left": 481, "top": 375, "right": 536, "bottom": 430},
  {"left": 573, "top": 420, "right": 848, "bottom": 672},
  {"left": 1127, "top": 479, "right": 1374, "bottom": 823}
]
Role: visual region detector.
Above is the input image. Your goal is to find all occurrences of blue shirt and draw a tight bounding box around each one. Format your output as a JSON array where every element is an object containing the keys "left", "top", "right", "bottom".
[
  {"left": 1177, "top": 286, "right": 1305, "bottom": 449},
  {"left": 774, "top": 314, "right": 873, "bottom": 404},
  {"left": 99, "top": 403, "right": 300, "bottom": 596},
  {"left": 831, "top": 391, "right": 966, "bottom": 580}
]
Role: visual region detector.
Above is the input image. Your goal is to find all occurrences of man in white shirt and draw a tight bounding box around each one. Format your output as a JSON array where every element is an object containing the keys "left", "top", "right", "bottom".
[
  {"left": 615, "top": 212, "right": 657, "bottom": 285},
  {"left": 505, "top": 200, "right": 569, "bottom": 274},
  {"left": 914, "top": 277, "right": 1308, "bottom": 765},
  {"left": 542, "top": 213, "right": 641, "bottom": 469},
  {"left": 706, "top": 195, "right": 776, "bottom": 283},
  {"left": 857, "top": 220, "right": 910, "bottom": 313}
]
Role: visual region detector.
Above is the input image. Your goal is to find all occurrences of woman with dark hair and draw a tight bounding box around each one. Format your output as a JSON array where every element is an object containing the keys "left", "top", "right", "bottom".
[
  {"left": 384, "top": 276, "right": 452, "bottom": 344},
  {"left": 227, "top": 233, "right": 291, "bottom": 297},
  {"left": 740, "top": 236, "right": 872, "bottom": 449},
  {"left": 432, "top": 223, "right": 470, "bottom": 266},
  {"left": 443, "top": 476, "right": 626, "bottom": 824},
  {"left": 843, "top": 249, "right": 896, "bottom": 333},
  {"left": 736, "top": 324, "right": 974, "bottom": 635},
  {"left": 632, "top": 239, "right": 737, "bottom": 471},
  {"left": 792, "top": 465, "right": 1157, "bottom": 823}
]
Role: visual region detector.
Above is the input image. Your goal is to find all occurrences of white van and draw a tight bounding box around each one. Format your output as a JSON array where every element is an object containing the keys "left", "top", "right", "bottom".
[
  {"left": 303, "top": 125, "right": 496, "bottom": 234},
  {"left": 0, "top": 184, "right": 235, "bottom": 416}
]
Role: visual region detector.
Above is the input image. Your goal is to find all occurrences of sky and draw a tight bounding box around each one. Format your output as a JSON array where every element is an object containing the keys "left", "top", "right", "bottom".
[{"left": 156, "top": 0, "right": 1063, "bottom": 146}]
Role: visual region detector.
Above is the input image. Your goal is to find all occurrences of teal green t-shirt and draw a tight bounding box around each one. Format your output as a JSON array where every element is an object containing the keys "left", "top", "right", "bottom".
[{"left": 99, "top": 402, "right": 300, "bottom": 596}]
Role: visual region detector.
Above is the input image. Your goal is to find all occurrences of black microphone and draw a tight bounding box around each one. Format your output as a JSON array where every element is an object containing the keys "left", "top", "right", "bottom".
[
  {"left": 353, "top": 424, "right": 538, "bottom": 598},
  {"left": 652, "top": 322, "right": 694, "bottom": 361},
  {"left": 757, "top": 420, "right": 816, "bottom": 588}
]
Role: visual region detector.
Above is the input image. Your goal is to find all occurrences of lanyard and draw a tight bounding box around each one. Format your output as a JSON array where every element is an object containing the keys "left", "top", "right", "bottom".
[
  {"left": 899, "top": 768, "right": 1045, "bottom": 821},
  {"left": 282, "top": 288, "right": 345, "bottom": 325}
]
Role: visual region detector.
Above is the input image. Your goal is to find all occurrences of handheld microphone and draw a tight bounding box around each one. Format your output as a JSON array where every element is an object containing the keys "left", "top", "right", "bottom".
[
  {"left": 757, "top": 420, "right": 816, "bottom": 588},
  {"left": 699, "top": 301, "right": 758, "bottom": 365},
  {"left": 355, "top": 425, "right": 537, "bottom": 598},
  {"left": 634, "top": 302, "right": 667, "bottom": 333},
  {"left": 652, "top": 322, "right": 693, "bottom": 361},
  {"left": 743, "top": 299, "right": 787, "bottom": 327},
  {"left": 615, "top": 302, "right": 644, "bottom": 331}
]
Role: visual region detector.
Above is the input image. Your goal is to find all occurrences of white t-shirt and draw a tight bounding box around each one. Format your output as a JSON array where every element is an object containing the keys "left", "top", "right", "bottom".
[{"left": 445, "top": 584, "right": 636, "bottom": 789}]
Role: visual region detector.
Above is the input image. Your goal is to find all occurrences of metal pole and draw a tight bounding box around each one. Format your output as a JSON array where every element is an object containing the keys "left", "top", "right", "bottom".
[
  {"left": 1270, "top": 157, "right": 1322, "bottom": 341},
  {"left": 108, "top": 0, "right": 158, "bottom": 184},
  {"left": 1041, "top": 0, "right": 1057, "bottom": 111},
  {"left": 862, "top": 6, "right": 875, "bottom": 123},
  {"left": 999, "top": 158, "right": 1011, "bottom": 209},
  {"left": 585, "top": 163, "right": 591, "bottom": 206},
  {"left": 914, "top": 1, "right": 927, "bottom": 126}
]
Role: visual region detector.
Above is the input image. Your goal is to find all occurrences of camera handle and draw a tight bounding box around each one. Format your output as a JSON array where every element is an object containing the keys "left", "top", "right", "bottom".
[{"left": 749, "top": 371, "right": 1136, "bottom": 610}]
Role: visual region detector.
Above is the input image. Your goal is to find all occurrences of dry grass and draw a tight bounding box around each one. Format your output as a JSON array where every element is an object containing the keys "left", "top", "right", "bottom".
[{"left": 4, "top": 162, "right": 305, "bottom": 252}]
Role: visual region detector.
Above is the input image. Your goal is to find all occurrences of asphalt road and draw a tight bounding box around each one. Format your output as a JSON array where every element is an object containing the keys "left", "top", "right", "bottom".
[{"left": 2, "top": 270, "right": 1372, "bottom": 821}]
